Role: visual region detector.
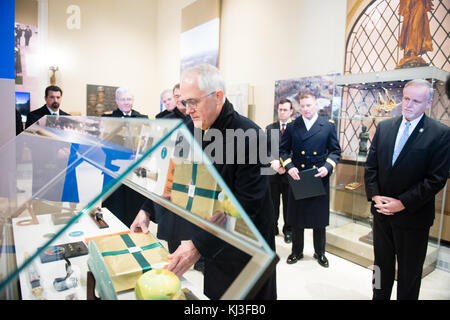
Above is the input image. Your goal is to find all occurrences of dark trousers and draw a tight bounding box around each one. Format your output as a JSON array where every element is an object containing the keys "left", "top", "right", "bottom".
[
  {"left": 270, "top": 180, "right": 291, "bottom": 235},
  {"left": 372, "top": 215, "right": 429, "bottom": 300},
  {"left": 291, "top": 227, "right": 325, "bottom": 255}
]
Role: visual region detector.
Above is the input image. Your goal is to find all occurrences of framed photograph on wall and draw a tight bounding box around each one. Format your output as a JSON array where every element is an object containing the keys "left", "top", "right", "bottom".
[
  {"left": 274, "top": 74, "right": 341, "bottom": 121},
  {"left": 180, "top": 17, "right": 220, "bottom": 74},
  {"left": 86, "top": 84, "right": 118, "bottom": 116}
]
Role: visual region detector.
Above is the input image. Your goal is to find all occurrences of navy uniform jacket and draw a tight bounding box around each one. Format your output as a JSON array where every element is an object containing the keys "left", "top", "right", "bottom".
[
  {"left": 279, "top": 115, "right": 341, "bottom": 228},
  {"left": 365, "top": 115, "right": 450, "bottom": 228},
  {"left": 25, "top": 105, "right": 70, "bottom": 129},
  {"left": 192, "top": 99, "right": 277, "bottom": 300}
]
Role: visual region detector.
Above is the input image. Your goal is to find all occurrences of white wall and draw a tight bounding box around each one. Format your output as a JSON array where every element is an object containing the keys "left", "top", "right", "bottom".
[
  {"left": 155, "top": 0, "right": 347, "bottom": 128},
  {"left": 45, "top": 0, "right": 347, "bottom": 125},
  {"left": 154, "top": 0, "right": 196, "bottom": 95},
  {"left": 47, "top": 0, "right": 158, "bottom": 116},
  {"left": 219, "top": 0, "right": 347, "bottom": 127}
]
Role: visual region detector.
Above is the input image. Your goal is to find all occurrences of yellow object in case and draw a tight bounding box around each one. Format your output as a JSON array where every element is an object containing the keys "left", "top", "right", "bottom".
[
  {"left": 92, "top": 232, "right": 169, "bottom": 292},
  {"left": 170, "top": 160, "right": 225, "bottom": 220}
]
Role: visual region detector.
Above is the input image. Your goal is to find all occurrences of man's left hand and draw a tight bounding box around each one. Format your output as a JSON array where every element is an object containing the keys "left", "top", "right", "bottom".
[
  {"left": 167, "top": 240, "right": 200, "bottom": 277},
  {"left": 314, "top": 166, "right": 328, "bottom": 178},
  {"left": 374, "top": 196, "right": 405, "bottom": 215}
]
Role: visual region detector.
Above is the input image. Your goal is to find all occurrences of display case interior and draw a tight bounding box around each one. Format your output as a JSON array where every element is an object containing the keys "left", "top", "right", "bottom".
[
  {"left": 0, "top": 115, "right": 277, "bottom": 300},
  {"left": 328, "top": 66, "right": 449, "bottom": 275}
]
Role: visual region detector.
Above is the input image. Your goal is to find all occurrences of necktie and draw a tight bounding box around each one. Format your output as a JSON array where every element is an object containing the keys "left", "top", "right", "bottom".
[
  {"left": 392, "top": 121, "right": 411, "bottom": 165},
  {"left": 281, "top": 123, "right": 285, "bottom": 135}
]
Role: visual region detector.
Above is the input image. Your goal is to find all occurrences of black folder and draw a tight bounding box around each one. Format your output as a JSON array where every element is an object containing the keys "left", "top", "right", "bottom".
[{"left": 287, "top": 168, "right": 326, "bottom": 200}]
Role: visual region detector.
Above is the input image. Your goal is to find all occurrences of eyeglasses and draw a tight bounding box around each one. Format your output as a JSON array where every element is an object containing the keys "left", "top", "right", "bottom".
[
  {"left": 181, "top": 91, "right": 216, "bottom": 110},
  {"left": 117, "top": 97, "right": 133, "bottom": 102}
]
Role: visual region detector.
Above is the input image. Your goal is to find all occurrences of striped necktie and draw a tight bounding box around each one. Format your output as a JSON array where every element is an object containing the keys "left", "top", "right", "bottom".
[{"left": 392, "top": 121, "right": 411, "bottom": 165}]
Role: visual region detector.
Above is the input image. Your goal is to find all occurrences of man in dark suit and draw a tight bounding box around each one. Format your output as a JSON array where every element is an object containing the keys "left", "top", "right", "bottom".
[
  {"left": 365, "top": 79, "right": 450, "bottom": 300},
  {"left": 131, "top": 64, "right": 277, "bottom": 300},
  {"left": 101, "top": 87, "right": 148, "bottom": 227},
  {"left": 266, "top": 98, "right": 293, "bottom": 242},
  {"left": 25, "top": 85, "right": 70, "bottom": 129},
  {"left": 279, "top": 93, "right": 341, "bottom": 268}
]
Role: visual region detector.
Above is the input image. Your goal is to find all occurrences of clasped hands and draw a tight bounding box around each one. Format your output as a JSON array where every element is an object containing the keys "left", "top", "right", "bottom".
[
  {"left": 372, "top": 195, "right": 405, "bottom": 215},
  {"left": 130, "top": 209, "right": 227, "bottom": 277}
]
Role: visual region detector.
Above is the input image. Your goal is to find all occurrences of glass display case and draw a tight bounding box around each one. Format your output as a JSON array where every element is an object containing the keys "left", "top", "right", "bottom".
[
  {"left": 327, "top": 66, "right": 449, "bottom": 275},
  {"left": 0, "top": 115, "right": 277, "bottom": 300}
]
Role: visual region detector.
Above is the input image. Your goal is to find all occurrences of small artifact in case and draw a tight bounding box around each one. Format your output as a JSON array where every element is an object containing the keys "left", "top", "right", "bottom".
[
  {"left": 89, "top": 207, "right": 109, "bottom": 229},
  {"left": 39, "top": 241, "right": 88, "bottom": 264},
  {"left": 344, "top": 182, "right": 362, "bottom": 190}
]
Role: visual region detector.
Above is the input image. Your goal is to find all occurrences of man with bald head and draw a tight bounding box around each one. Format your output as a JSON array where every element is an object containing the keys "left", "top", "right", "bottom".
[{"left": 365, "top": 79, "right": 450, "bottom": 300}]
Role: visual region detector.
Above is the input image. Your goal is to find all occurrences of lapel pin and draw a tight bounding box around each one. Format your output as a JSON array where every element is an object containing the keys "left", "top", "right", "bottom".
[{"left": 419, "top": 128, "right": 424, "bottom": 133}]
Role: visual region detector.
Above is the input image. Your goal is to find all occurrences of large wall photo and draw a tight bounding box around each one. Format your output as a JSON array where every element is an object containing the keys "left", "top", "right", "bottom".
[
  {"left": 273, "top": 74, "right": 341, "bottom": 121},
  {"left": 86, "top": 84, "right": 118, "bottom": 116}
]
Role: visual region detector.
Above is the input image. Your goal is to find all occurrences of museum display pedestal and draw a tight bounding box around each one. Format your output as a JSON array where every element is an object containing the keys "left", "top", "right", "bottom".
[{"left": 326, "top": 223, "right": 439, "bottom": 278}]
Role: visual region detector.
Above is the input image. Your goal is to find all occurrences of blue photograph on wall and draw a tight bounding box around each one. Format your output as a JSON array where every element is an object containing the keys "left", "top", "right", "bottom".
[{"left": 15, "top": 91, "right": 30, "bottom": 115}]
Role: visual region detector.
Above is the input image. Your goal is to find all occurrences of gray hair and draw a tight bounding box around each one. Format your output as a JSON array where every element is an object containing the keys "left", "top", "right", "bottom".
[
  {"left": 115, "top": 87, "right": 133, "bottom": 100},
  {"left": 160, "top": 89, "right": 173, "bottom": 100},
  {"left": 181, "top": 64, "right": 226, "bottom": 96},
  {"left": 404, "top": 79, "right": 434, "bottom": 101}
]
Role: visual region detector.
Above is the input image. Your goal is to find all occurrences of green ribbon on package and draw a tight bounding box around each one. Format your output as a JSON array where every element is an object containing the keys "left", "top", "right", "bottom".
[
  {"left": 171, "top": 162, "right": 219, "bottom": 211},
  {"left": 101, "top": 234, "right": 162, "bottom": 273}
]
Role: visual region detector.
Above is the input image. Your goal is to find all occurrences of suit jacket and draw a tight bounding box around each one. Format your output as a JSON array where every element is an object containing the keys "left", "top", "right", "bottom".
[
  {"left": 155, "top": 109, "right": 172, "bottom": 119},
  {"left": 265, "top": 121, "right": 290, "bottom": 185},
  {"left": 364, "top": 115, "right": 450, "bottom": 228},
  {"left": 279, "top": 115, "right": 341, "bottom": 228},
  {"left": 25, "top": 105, "right": 70, "bottom": 129},
  {"left": 102, "top": 108, "right": 147, "bottom": 118}
]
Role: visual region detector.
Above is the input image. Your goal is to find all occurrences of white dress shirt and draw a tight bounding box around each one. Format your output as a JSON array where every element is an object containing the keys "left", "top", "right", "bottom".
[
  {"left": 303, "top": 113, "right": 318, "bottom": 131},
  {"left": 46, "top": 106, "right": 59, "bottom": 115}
]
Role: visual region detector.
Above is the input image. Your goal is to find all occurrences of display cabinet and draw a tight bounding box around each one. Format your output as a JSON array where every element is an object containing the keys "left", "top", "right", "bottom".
[
  {"left": 0, "top": 115, "right": 277, "bottom": 300},
  {"left": 327, "top": 66, "right": 449, "bottom": 275}
]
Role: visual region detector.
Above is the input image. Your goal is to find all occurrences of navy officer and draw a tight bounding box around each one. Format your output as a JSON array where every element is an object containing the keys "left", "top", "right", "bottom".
[{"left": 277, "top": 93, "right": 341, "bottom": 267}]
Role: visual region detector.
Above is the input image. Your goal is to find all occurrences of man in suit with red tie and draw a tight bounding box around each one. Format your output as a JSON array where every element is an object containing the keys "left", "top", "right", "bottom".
[
  {"left": 278, "top": 93, "right": 341, "bottom": 268},
  {"left": 365, "top": 79, "right": 450, "bottom": 300},
  {"left": 266, "top": 99, "right": 293, "bottom": 243}
]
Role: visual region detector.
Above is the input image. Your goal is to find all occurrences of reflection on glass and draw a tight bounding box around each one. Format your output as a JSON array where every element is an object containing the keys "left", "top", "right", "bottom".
[{"left": 0, "top": 115, "right": 273, "bottom": 300}]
